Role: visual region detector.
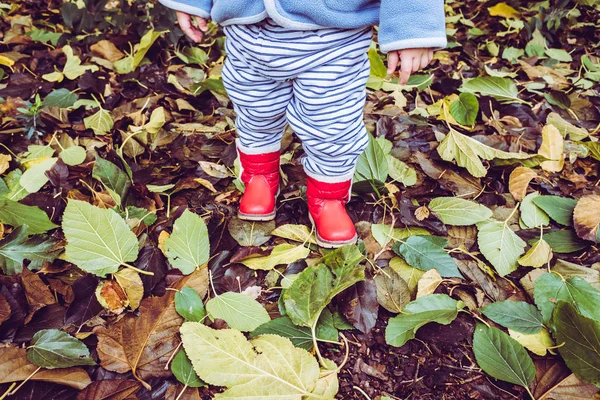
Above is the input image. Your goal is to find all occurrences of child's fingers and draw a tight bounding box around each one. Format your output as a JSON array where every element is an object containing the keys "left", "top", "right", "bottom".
[
  {"left": 400, "top": 53, "right": 413, "bottom": 85},
  {"left": 412, "top": 56, "right": 420, "bottom": 74},
  {"left": 420, "top": 53, "right": 430, "bottom": 70},
  {"left": 176, "top": 11, "right": 203, "bottom": 43},
  {"left": 387, "top": 52, "right": 399, "bottom": 75},
  {"left": 195, "top": 16, "right": 209, "bottom": 32}
]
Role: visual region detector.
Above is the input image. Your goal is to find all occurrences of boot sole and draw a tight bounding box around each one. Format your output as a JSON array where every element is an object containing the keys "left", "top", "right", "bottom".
[
  {"left": 308, "top": 214, "right": 358, "bottom": 249},
  {"left": 237, "top": 210, "right": 276, "bottom": 222}
]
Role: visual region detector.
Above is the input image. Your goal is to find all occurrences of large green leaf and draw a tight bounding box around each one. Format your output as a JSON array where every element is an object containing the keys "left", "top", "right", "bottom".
[
  {"left": 480, "top": 300, "right": 544, "bottom": 334},
  {"left": 175, "top": 287, "right": 206, "bottom": 322},
  {"left": 534, "top": 273, "right": 600, "bottom": 324},
  {"left": 542, "top": 230, "right": 589, "bottom": 253},
  {"left": 385, "top": 294, "right": 463, "bottom": 347},
  {"left": 92, "top": 157, "right": 130, "bottom": 205},
  {"left": 428, "top": 197, "right": 492, "bottom": 226},
  {"left": 520, "top": 192, "right": 550, "bottom": 229},
  {"left": 0, "top": 198, "right": 57, "bottom": 234},
  {"left": 532, "top": 195, "right": 577, "bottom": 226},
  {"left": 164, "top": 210, "right": 210, "bottom": 274},
  {"left": 387, "top": 156, "right": 417, "bottom": 187},
  {"left": 461, "top": 76, "right": 525, "bottom": 104},
  {"left": 438, "top": 128, "right": 531, "bottom": 177},
  {"left": 27, "top": 329, "right": 95, "bottom": 369},
  {"left": 0, "top": 226, "right": 58, "bottom": 275},
  {"left": 449, "top": 92, "right": 479, "bottom": 125},
  {"left": 62, "top": 199, "right": 139, "bottom": 277},
  {"left": 84, "top": 108, "right": 114, "bottom": 136},
  {"left": 20, "top": 157, "right": 58, "bottom": 193},
  {"left": 180, "top": 323, "right": 323, "bottom": 399},
  {"left": 477, "top": 219, "right": 526, "bottom": 276},
  {"left": 206, "top": 292, "right": 270, "bottom": 332},
  {"left": 354, "top": 134, "right": 388, "bottom": 183},
  {"left": 554, "top": 301, "right": 600, "bottom": 386},
  {"left": 42, "top": 88, "right": 78, "bottom": 108},
  {"left": 472, "top": 323, "right": 535, "bottom": 389},
  {"left": 171, "top": 349, "right": 205, "bottom": 388},
  {"left": 283, "top": 245, "right": 365, "bottom": 327},
  {"left": 250, "top": 317, "right": 314, "bottom": 350},
  {"left": 546, "top": 112, "right": 589, "bottom": 141},
  {"left": 59, "top": 146, "right": 86, "bottom": 166},
  {"left": 394, "top": 236, "right": 461, "bottom": 278},
  {"left": 371, "top": 224, "right": 430, "bottom": 248}
]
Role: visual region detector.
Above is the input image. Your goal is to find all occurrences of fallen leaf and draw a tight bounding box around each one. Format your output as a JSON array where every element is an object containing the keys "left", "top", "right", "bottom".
[
  {"left": 573, "top": 195, "right": 600, "bottom": 242},
  {"left": 539, "top": 124, "right": 565, "bottom": 172},
  {"left": 509, "top": 167, "right": 538, "bottom": 201},
  {"left": 416, "top": 269, "right": 443, "bottom": 298}
]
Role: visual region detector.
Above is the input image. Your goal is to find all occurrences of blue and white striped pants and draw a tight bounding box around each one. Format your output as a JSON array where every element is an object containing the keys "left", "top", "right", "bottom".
[{"left": 222, "top": 19, "right": 372, "bottom": 181}]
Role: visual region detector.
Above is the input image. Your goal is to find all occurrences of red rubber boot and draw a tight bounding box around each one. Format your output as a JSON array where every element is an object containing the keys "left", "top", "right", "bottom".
[
  {"left": 237, "top": 149, "right": 280, "bottom": 221},
  {"left": 306, "top": 176, "right": 358, "bottom": 248}
]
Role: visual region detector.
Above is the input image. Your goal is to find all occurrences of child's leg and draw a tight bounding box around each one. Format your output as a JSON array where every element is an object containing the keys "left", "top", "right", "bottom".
[{"left": 285, "top": 40, "right": 371, "bottom": 182}]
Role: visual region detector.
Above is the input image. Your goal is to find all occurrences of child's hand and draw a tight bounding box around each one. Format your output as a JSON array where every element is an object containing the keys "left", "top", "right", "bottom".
[
  {"left": 387, "top": 48, "right": 434, "bottom": 85},
  {"left": 176, "top": 11, "right": 209, "bottom": 43}
]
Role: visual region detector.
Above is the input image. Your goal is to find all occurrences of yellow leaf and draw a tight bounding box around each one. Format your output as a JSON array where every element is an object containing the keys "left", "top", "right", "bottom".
[
  {"left": 114, "top": 268, "right": 144, "bottom": 311},
  {"left": 241, "top": 244, "right": 310, "bottom": 271},
  {"left": 42, "top": 70, "right": 65, "bottom": 83},
  {"left": 194, "top": 177, "right": 217, "bottom": 193},
  {"left": 518, "top": 238, "right": 553, "bottom": 268},
  {"left": 488, "top": 3, "right": 520, "bottom": 19},
  {"left": 0, "top": 154, "right": 11, "bottom": 175},
  {"left": 158, "top": 230, "right": 170, "bottom": 257},
  {"left": 271, "top": 224, "right": 317, "bottom": 245},
  {"left": 509, "top": 328, "right": 554, "bottom": 356},
  {"left": 416, "top": 269, "right": 443, "bottom": 298},
  {"left": 0, "top": 55, "right": 14, "bottom": 67},
  {"left": 390, "top": 257, "right": 424, "bottom": 296},
  {"left": 539, "top": 124, "right": 565, "bottom": 172},
  {"left": 508, "top": 167, "right": 538, "bottom": 201},
  {"left": 62, "top": 45, "right": 99, "bottom": 80}
]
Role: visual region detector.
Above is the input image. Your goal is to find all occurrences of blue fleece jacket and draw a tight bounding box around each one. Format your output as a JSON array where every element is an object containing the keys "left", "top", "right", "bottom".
[{"left": 158, "top": 0, "right": 447, "bottom": 53}]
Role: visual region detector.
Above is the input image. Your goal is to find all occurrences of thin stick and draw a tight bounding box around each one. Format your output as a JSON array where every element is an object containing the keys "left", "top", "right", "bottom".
[
  {"left": 9, "top": 366, "right": 41, "bottom": 396},
  {"left": 123, "top": 262, "right": 154, "bottom": 276},
  {"left": 174, "top": 384, "right": 188, "bottom": 400}
]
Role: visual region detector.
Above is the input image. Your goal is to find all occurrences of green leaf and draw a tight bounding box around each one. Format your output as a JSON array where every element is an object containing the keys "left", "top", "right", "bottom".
[
  {"left": 27, "top": 329, "right": 95, "bottom": 369},
  {"left": 61, "top": 45, "right": 99, "bottom": 80},
  {"left": 532, "top": 195, "right": 576, "bottom": 226},
  {"left": 84, "top": 108, "right": 114, "bottom": 136},
  {"left": 472, "top": 323, "right": 535, "bottom": 389},
  {"left": 283, "top": 245, "right": 365, "bottom": 327},
  {"left": 354, "top": 134, "right": 388, "bottom": 183},
  {"left": 520, "top": 192, "right": 550, "bottom": 229},
  {"left": 206, "top": 292, "right": 271, "bottom": 332},
  {"left": 546, "top": 112, "right": 589, "bottom": 141},
  {"left": 542, "top": 230, "right": 589, "bottom": 253},
  {"left": 438, "top": 128, "right": 531, "bottom": 177},
  {"left": 59, "top": 146, "right": 86, "bottom": 166},
  {"left": 250, "top": 317, "right": 314, "bottom": 350},
  {"left": 114, "top": 30, "right": 165, "bottom": 74},
  {"left": 240, "top": 244, "right": 310, "bottom": 271},
  {"left": 553, "top": 301, "right": 600, "bottom": 386},
  {"left": 385, "top": 294, "right": 463, "bottom": 347},
  {"left": 449, "top": 92, "right": 479, "bottom": 125},
  {"left": 20, "top": 157, "right": 58, "bottom": 193},
  {"left": 546, "top": 48, "right": 573, "bottom": 62},
  {"left": 429, "top": 197, "right": 492, "bottom": 226},
  {"left": 480, "top": 300, "right": 544, "bottom": 334},
  {"left": 386, "top": 155, "right": 417, "bottom": 186},
  {"left": 461, "top": 76, "right": 525, "bottom": 104},
  {"left": 42, "top": 88, "right": 78, "bottom": 108},
  {"left": 0, "top": 198, "right": 57, "bottom": 234},
  {"left": 534, "top": 273, "right": 600, "bottom": 324},
  {"left": 62, "top": 199, "right": 139, "bottom": 277},
  {"left": 374, "top": 267, "right": 411, "bottom": 313},
  {"left": 477, "top": 219, "right": 526, "bottom": 276},
  {"left": 171, "top": 349, "right": 205, "bottom": 388},
  {"left": 164, "top": 210, "right": 210, "bottom": 274},
  {"left": 0, "top": 226, "right": 58, "bottom": 275},
  {"left": 92, "top": 157, "right": 130, "bottom": 205},
  {"left": 175, "top": 287, "right": 206, "bottom": 322},
  {"left": 394, "top": 236, "right": 461, "bottom": 278},
  {"left": 271, "top": 224, "right": 317, "bottom": 245},
  {"left": 181, "top": 324, "right": 325, "bottom": 399},
  {"left": 368, "top": 47, "right": 387, "bottom": 79}
]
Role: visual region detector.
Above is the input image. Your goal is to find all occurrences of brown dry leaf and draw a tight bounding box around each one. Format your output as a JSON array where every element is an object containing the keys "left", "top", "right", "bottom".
[
  {"left": 518, "top": 60, "right": 571, "bottom": 90},
  {"left": 20, "top": 267, "right": 56, "bottom": 322},
  {"left": 542, "top": 373, "right": 600, "bottom": 399},
  {"left": 90, "top": 40, "right": 125, "bottom": 62},
  {"left": 416, "top": 269, "right": 443, "bottom": 298},
  {"left": 114, "top": 268, "right": 144, "bottom": 310},
  {"left": 415, "top": 152, "right": 482, "bottom": 198},
  {"left": 96, "top": 279, "right": 129, "bottom": 314},
  {"left": 75, "top": 379, "right": 141, "bottom": 400},
  {"left": 165, "top": 384, "right": 201, "bottom": 400},
  {"left": 0, "top": 154, "right": 11, "bottom": 174},
  {"left": 519, "top": 269, "right": 547, "bottom": 299},
  {"left": 447, "top": 225, "right": 477, "bottom": 250},
  {"left": 539, "top": 125, "right": 565, "bottom": 172},
  {"left": 0, "top": 293, "right": 10, "bottom": 326},
  {"left": 573, "top": 195, "right": 600, "bottom": 242},
  {"left": 532, "top": 358, "right": 571, "bottom": 399},
  {"left": 509, "top": 167, "right": 538, "bottom": 201},
  {"left": 0, "top": 346, "right": 91, "bottom": 390},
  {"left": 414, "top": 206, "right": 430, "bottom": 221},
  {"left": 96, "top": 268, "right": 208, "bottom": 389}
]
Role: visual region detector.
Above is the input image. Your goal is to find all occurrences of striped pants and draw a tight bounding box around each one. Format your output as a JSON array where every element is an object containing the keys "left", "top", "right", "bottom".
[{"left": 222, "top": 19, "right": 372, "bottom": 182}]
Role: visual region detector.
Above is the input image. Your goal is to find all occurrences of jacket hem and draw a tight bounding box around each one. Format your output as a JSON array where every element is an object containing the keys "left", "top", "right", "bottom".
[
  {"left": 220, "top": 11, "right": 269, "bottom": 26},
  {"left": 236, "top": 139, "right": 281, "bottom": 155},
  {"left": 263, "top": 0, "right": 328, "bottom": 30},
  {"left": 380, "top": 37, "right": 448, "bottom": 53},
  {"left": 158, "top": 0, "right": 211, "bottom": 18}
]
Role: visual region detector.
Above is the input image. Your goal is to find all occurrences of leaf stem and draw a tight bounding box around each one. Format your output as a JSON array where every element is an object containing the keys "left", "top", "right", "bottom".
[
  {"left": 311, "top": 319, "right": 328, "bottom": 368},
  {"left": 175, "top": 384, "right": 188, "bottom": 400},
  {"left": 122, "top": 262, "right": 154, "bottom": 276},
  {"left": 525, "top": 386, "right": 536, "bottom": 400},
  {"left": 0, "top": 383, "right": 16, "bottom": 400}
]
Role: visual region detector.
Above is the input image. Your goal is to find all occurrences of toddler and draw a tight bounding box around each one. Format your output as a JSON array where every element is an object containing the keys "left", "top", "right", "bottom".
[{"left": 160, "top": 0, "right": 447, "bottom": 248}]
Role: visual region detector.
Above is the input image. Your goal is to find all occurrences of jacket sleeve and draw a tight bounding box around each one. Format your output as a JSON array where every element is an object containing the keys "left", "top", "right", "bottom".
[
  {"left": 378, "top": 0, "right": 447, "bottom": 53},
  {"left": 158, "top": 0, "right": 213, "bottom": 19}
]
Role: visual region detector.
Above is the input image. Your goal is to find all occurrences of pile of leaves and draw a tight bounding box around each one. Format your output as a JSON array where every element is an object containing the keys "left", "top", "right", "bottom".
[{"left": 0, "top": 0, "right": 600, "bottom": 399}]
